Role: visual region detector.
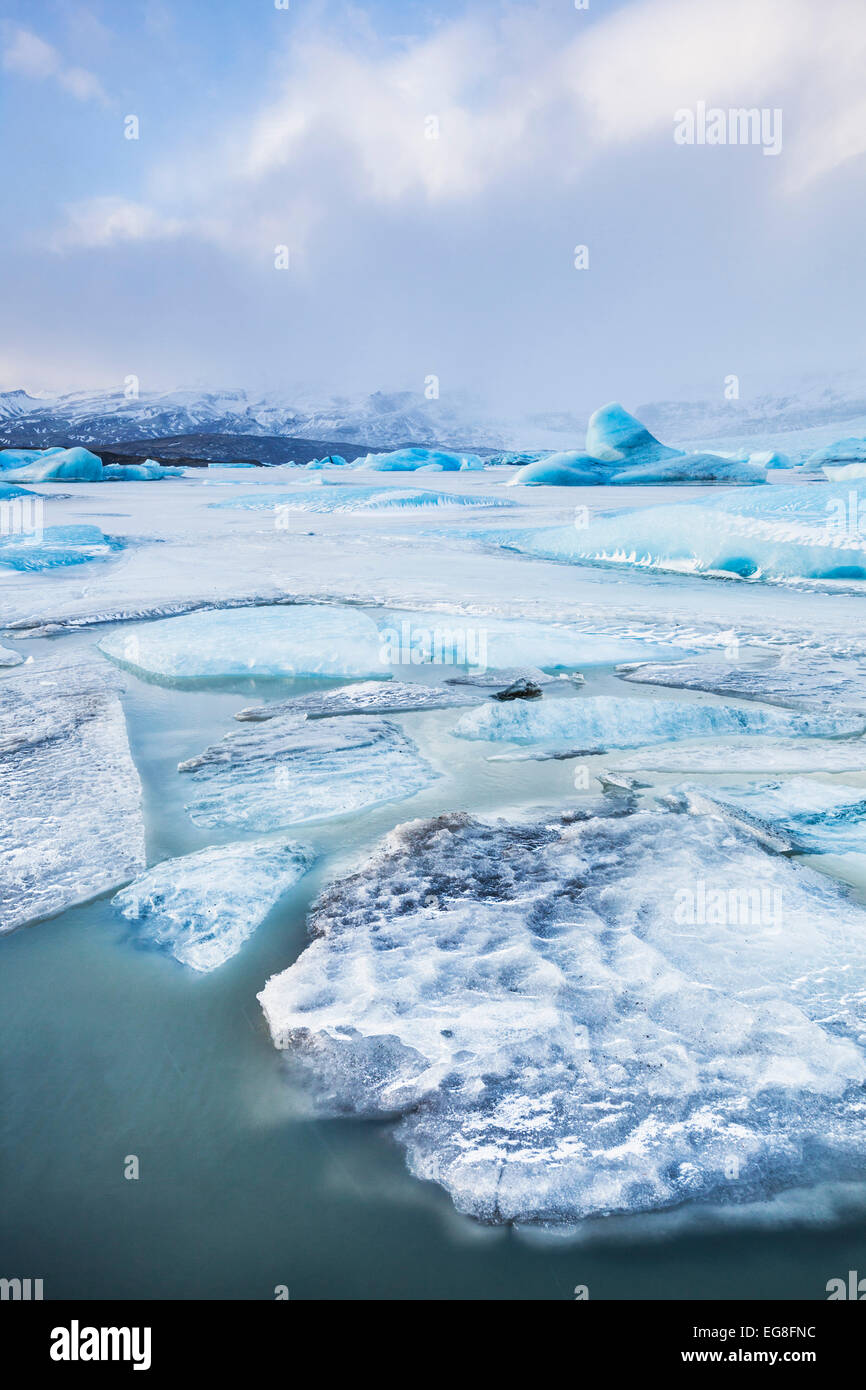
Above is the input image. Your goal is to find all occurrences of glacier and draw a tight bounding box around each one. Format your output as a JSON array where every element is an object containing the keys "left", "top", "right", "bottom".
[
  {"left": 0, "top": 660, "right": 146, "bottom": 932},
  {"left": 178, "top": 713, "right": 438, "bottom": 830},
  {"left": 233, "top": 679, "right": 480, "bottom": 722},
  {"left": 99, "top": 605, "right": 387, "bottom": 682},
  {"left": 452, "top": 694, "right": 864, "bottom": 749},
  {"left": 258, "top": 803, "right": 866, "bottom": 1224},
  {"left": 112, "top": 839, "right": 316, "bottom": 971}
]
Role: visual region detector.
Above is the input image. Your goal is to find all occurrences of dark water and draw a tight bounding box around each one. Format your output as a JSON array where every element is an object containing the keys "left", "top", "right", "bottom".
[{"left": 3, "top": 647, "right": 865, "bottom": 1300}]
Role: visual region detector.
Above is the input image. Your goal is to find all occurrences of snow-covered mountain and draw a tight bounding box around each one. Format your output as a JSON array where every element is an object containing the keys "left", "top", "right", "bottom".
[
  {"left": 0, "top": 386, "right": 510, "bottom": 450},
  {"left": 4, "top": 371, "right": 866, "bottom": 453}
]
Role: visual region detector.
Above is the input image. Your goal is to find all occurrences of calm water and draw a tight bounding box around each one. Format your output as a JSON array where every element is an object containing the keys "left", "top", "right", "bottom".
[{"left": 3, "top": 637, "right": 865, "bottom": 1300}]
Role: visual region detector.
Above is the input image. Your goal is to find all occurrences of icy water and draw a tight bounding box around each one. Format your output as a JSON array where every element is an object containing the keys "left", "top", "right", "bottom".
[{"left": 3, "top": 633, "right": 866, "bottom": 1299}]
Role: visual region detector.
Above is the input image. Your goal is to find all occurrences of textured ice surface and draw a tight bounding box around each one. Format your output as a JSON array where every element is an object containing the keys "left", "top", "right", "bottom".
[
  {"left": 112, "top": 839, "right": 315, "bottom": 970},
  {"left": 179, "top": 714, "right": 438, "bottom": 829},
  {"left": 258, "top": 805, "right": 866, "bottom": 1224},
  {"left": 490, "top": 483, "right": 866, "bottom": 583},
  {"left": 453, "top": 695, "right": 864, "bottom": 749},
  {"left": 99, "top": 605, "right": 386, "bottom": 681},
  {"left": 609, "top": 739, "right": 866, "bottom": 773},
  {"left": 0, "top": 524, "right": 124, "bottom": 572},
  {"left": 619, "top": 653, "right": 866, "bottom": 714},
  {"left": 234, "top": 679, "right": 479, "bottom": 722},
  {"left": 375, "top": 611, "right": 686, "bottom": 670},
  {"left": 679, "top": 778, "right": 866, "bottom": 856},
  {"left": 0, "top": 643, "right": 24, "bottom": 667},
  {"left": 0, "top": 661, "right": 145, "bottom": 932},
  {"left": 210, "top": 486, "right": 512, "bottom": 513}
]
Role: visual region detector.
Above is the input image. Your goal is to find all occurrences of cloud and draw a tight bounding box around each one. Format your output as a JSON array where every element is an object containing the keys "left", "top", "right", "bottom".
[
  {"left": 2, "top": 25, "right": 108, "bottom": 104},
  {"left": 53, "top": 197, "right": 183, "bottom": 249},
  {"left": 41, "top": 0, "right": 866, "bottom": 258}
]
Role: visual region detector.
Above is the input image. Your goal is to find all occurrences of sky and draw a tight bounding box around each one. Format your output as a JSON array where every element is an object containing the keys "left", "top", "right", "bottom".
[{"left": 1, "top": 0, "right": 866, "bottom": 418}]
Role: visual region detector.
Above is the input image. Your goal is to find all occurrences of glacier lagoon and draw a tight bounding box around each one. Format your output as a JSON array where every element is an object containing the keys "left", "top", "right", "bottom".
[{"left": 5, "top": 434, "right": 866, "bottom": 1298}]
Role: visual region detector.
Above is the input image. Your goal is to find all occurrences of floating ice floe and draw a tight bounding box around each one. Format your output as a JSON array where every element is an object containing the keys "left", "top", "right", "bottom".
[
  {"left": 374, "top": 610, "right": 686, "bottom": 671},
  {"left": 677, "top": 778, "right": 866, "bottom": 856},
  {"left": 258, "top": 803, "right": 866, "bottom": 1224},
  {"left": 618, "top": 652, "right": 866, "bottom": 714},
  {"left": 490, "top": 482, "right": 866, "bottom": 582},
  {"left": 209, "top": 486, "right": 513, "bottom": 513},
  {"left": 0, "top": 524, "right": 124, "bottom": 572},
  {"left": 807, "top": 439, "right": 866, "bottom": 474},
  {"left": 99, "top": 605, "right": 387, "bottom": 682},
  {"left": 446, "top": 665, "right": 560, "bottom": 688},
  {"left": 0, "top": 446, "right": 181, "bottom": 483},
  {"left": 178, "top": 714, "right": 437, "bottom": 830},
  {"left": 452, "top": 695, "right": 863, "bottom": 749},
  {"left": 112, "top": 839, "right": 316, "bottom": 971},
  {"left": 0, "top": 660, "right": 145, "bottom": 932},
  {"left": 607, "top": 739, "right": 866, "bottom": 774},
  {"left": 234, "top": 679, "right": 480, "bottom": 722}
]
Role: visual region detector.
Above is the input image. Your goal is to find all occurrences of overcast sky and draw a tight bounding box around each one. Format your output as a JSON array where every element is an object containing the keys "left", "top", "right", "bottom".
[{"left": 2, "top": 0, "right": 865, "bottom": 416}]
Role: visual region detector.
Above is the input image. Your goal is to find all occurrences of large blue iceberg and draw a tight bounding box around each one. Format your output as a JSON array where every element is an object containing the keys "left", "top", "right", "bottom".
[
  {"left": 0, "top": 524, "right": 124, "bottom": 571},
  {"left": 0, "top": 446, "right": 181, "bottom": 482}
]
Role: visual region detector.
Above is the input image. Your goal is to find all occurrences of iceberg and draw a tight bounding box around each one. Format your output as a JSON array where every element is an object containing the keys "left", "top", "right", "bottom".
[
  {"left": 234, "top": 679, "right": 479, "bottom": 722},
  {"left": 491, "top": 482, "right": 866, "bottom": 583},
  {"left": 305, "top": 454, "right": 348, "bottom": 470},
  {"left": 2, "top": 447, "right": 181, "bottom": 483},
  {"left": 258, "top": 804, "right": 866, "bottom": 1224},
  {"left": 808, "top": 439, "right": 866, "bottom": 470},
  {"left": 351, "top": 447, "right": 484, "bottom": 472},
  {"left": 210, "top": 486, "right": 513, "bottom": 513},
  {"left": 112, "top": 839, "right": 316, "bottom": 971},
  {"left": 452, "top": 694, "right": 863, "bottom": 749},
  {"left": 509, "top": 453, "right": 608, "bottom": 486},
  {"left": 99, "top": 605, "right": 387, "bottom": 682},
  {"left": 0, "top": 660, "right": 145, "bottom": 932},
  {"left": 585, "top": 402, "right": 684, "bottom": 466},
  {"left": 619, "top": 653, "right": 866, "bottom": 714},
  {"left": 0, "top": 524, "right": 124, "bottom": 572},
  {"left": 178, "top": 713, "right": 438, "bottom": 830}
]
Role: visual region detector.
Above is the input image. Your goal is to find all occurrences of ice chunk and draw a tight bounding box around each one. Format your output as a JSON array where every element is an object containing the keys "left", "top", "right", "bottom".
[
  {"left": 0, "top": 524, "right": 124, "bottom": 572},
  {"left": 0, "top": 643, "right": 23, "bottom": 668},
  {"left": 234, "top": 679, "right": 480, "bottom": 722},
  {"left": 808, "top": 438, "right": 866, "bottom": 470},
  {"left": 585, "top": 402, "right": 683, "bottom": 465},
  {"left": 608, "top": 739, "right": 866, "bottom": 773},
  {"left": 258, "top": 804, "right": 866, "bottom": 1224},
  {"left": 102, "top": 459, "right": 183, "bottom": 480},
  {"left": 99, "top": 605, "right": 387, "bottom": 682},
  {"left": 209, "top": 486, "right": 513, "bottom": 513},
  {"left": 305, "top": 454, "right": 349, "bottom": 470},
  {"left": 609, "top": 451, "right": 768, "bottom": 485},
  {"left": 452, "top": 695, "right": 863, "bottom": 749},
  {"left": 619, "top": 653, "right": 866, "bottom": 714},
  {"left": 0, "top": 661, "right": 145, "bottom": 932},
  {"left": 112, "top": 839, "right": 315, "bottom": 970},
  {"left": 0, "top": 480, "right": 36, "bottom": 499},
  {"left": 4, "top": 446, "right": 104, "bottom": 482},
  {"left": 678, "top": 778, "right": 866, "bottom": 856},
  {"left": 491, "top": 482, "right": 866, "bottom": 583},
  {"left": 352, "top": 447, "right": 484, "bottom": 472},
  {"left": 178, "top": 714, "right": 438, "bottom": 829},
  {"left": 509, "top": 453, "right": 608, "bottom": 486},
  {"left": 445, "top": 665, "right": 560, "bottom": 688}
]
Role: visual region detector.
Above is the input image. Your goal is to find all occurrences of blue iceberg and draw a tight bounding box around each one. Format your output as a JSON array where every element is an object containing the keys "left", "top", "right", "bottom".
[{"left": 0, "top": 524, "right": 124, "bottom": 571}]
